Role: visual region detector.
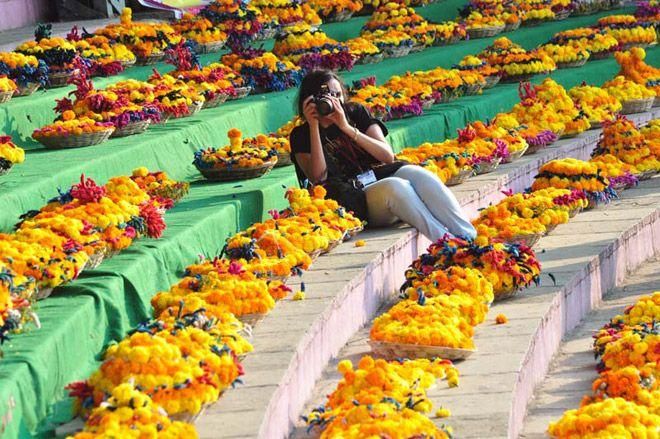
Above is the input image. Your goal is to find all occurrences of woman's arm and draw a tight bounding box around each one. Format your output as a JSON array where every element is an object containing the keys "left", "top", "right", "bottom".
[
  {"left": 295, "top": 97, "right": 328, "bottom": 183},
  {"left": 327, "top": 97, "right": 395, "bottom": 164}
]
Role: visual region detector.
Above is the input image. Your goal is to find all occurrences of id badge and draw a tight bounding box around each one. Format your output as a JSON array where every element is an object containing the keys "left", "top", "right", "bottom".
[{"left": 356, "top": 169, "right": 377, "bottom": 188}]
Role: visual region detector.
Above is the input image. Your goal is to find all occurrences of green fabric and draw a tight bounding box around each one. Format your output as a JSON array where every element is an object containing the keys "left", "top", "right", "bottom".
[{"left": 0, "top": 5, "right": 655, "bottom": 437}]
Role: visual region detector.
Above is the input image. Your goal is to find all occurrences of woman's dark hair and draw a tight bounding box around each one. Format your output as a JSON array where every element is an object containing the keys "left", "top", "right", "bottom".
[{"left": 296, "top": 69, "right": 348, "bottom": 118}]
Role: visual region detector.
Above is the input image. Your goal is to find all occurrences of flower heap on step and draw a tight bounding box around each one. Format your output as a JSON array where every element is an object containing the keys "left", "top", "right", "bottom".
[
  {"left": 32, "top": 112, "right": 115, "bottom": 142},
  {"left": 615, "top": 48, "right": 659, "bottom": 102},
  {"left": 199, "top": 0, "right": 265, "bottom": 47},
  {"left": 66, "top": 27, "right": 135, "bottom": 77},
  {"left": 568, "top": 83, "right": 622, "bottom": 126},
  {"left": 635, "top": 0, "right": 660, "bottom": 25},
  {"left": 221, "top": 46, "right": 303, "bottom": 93},
  {"left": 548, "top": 291, "right": 660, "bottom": 437},
  {"left": 16, "top": 24, "right": 79, "bottom": 76},
  {"left": 349, "top": 77, "right": 422, "bottom": 120},
  {"left": 193, "top": 128, "right": 278, "bottom": 172},
  {"left": 305, "top": 356, "right": 457, "bottom": 438},
  {"left": 408, "top": 68, "right": 466, "bottom": 102},
  {"left": 397, "top": 141, "right": 473, "bottom": 183},
  {"left": 308, "top": 0, "right": 363, "bottom": 22},
  {"left": 252, "top": 0, "right": 322, "bottom": 30},
  {"left": 95, "top": 8, "right": 182, "bottom": 59},
  {"left": 603, "top": 75, "right": 656, "bottom": 106},
  {"left": 539, "top": 42, "right": 590, "bottom": 66},
  {"left": 456, "top": 55, "right": 501, "bottom": 87},
  {"left": 456, "top": 124, "right": 510, "bottom": 168},
  {"left": 590, "top": 154, "right": 640, "bottom": 190},
  {"left": 0, "top": 52, "right": 48, "bottom": 93},
  {"left": 273, "top": 23, "right": 354, "bottom": 71},
  {"left": 531, "top": 158, "right": 617, "bottom": 206},
  {"left": 0, "top": 169, "right": 182, "bottom": 346},
  {"left": 360, "top": 2, "right": 438, "bottom": 51},
  {"left": 596, "top": 14, "right": 658, "bottom": 49},
  {"left": 171, "top": 13, "right": 227, "bottom": 49},
  {"left": 476, "top": 37, "right": 555, "bottom": 81},
  {"left": 592, "top": 116, "right": 660, "bottom": 175},
  {"left": 344, "top": 37, "right": 381, "bottom": 62},
  {"left": 457, "top": 0, "right": 521, "bottom": 33},
  {"left": 549, "top": 27, "right": 619, "bottom": 60},
  {"left": 0, "top": 135, "right": 25, "bottom": 174},
  {"left": 148, "top": 69, "right": 206, "bottom": 118}
]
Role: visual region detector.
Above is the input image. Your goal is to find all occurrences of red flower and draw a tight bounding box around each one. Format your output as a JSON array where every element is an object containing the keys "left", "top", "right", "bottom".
[
  {"left": 139, "top": 202, "right": 166, "bottom": 238},
  {"left": 70, "top": 174, "right": 106, "bottom": 204}
]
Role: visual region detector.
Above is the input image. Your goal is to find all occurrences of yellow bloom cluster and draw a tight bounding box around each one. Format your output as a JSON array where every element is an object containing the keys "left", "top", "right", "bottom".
[
  {"left": 616, "top": 48, "right": 660, "bottom": 98},
  {"left": 532, "top": 158, "right": 609, "bottom": 193},
  {"left": 309, "top": 0, "right": 363, "bottom": 16},
  {"left": 0, "top": 76, "right": 17, "bottom": 92},
  {"left": 594, "top": 117, "right": 660, "bottom": 173},
  {"left": 598, "top": 15, "right": 658, "bottom": 46},
  {"left": 539, "top": 43, "right": 590, "bottom": 64},
  {"left": 603, "top": 75, "right": 655, "bottom": 102},
  {"left": 172, "top": 13, "right": 227, "bottom": 44},
  {"left": 551, "top": 27, "right": 618, "bottom": 57},
  {"left": 194, "top": 128, "right": 278, "bottom": 170},
  {"left": 0, "top": 135, "right": 25, "bottom": 166},
  {"left": 568, "top": 84, "right": 621, "bottom": 125},
  {"left": 477, "top": 37, "right": 555, "bottom": 79}
]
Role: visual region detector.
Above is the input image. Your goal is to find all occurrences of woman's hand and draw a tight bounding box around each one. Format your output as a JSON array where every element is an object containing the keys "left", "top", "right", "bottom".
[
  {"left": 326, "top": 96, "right": 350, "bottom": 130},
  {"left": 303, "top": 96, "right": 319, "bottom": 128}
]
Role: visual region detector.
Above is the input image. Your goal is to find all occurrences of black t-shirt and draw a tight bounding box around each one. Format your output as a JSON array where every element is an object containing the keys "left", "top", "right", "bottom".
[{"left": 289, "top": 103, "right": 389, "bottom": 186}]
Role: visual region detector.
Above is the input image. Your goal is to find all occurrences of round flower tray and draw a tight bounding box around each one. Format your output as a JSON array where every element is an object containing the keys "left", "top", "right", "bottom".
[
  {"left": 324, "top": 10, "right": 353, "bottom": 22},
  {"left": 168, "top": 101, "right": 203, "bottom": 119},
  {"left": 48, "top": 71, "right": 76, "bottom": 88},
  {"left": 474, "top": 157, "right": 502, "bottom": 175},
  {"left": 504, "top": 20, "right": 521, "bottom": 32},
  {"left": 433, "top": 35, "right": 461, "bottom": 47},
  {"left": 523, "top": 18, "right": 552, "bottom": 27},
  {"left": 508, "top": 232, "right": 543, "bottom": 248},
  {"left": 239, "top": 313, "right": 267, "bottom": 328},
  {"left": 638, "top": 170, "right": 657, "bottom": 181},
  {"left": 309, "top": 248, "right": 324, "bottom": 262},
  {"left": 0, "top": 90, "right": 13, "bottom": 104},
  {"left": 501, "top": 72, "right": 537, "bottom": 83},
  {"left": 589, "top": 50, "right": 612, "bottom": 60},
  {"left": 119, "top": 58, "right": 136, "bottom": 68},
  {"left": 357, "top": 52, "right": 384, "bottom": 65},
  {"left": 483, "top": 75, "right": 501, "bottom": 89},
  {"left": 323, "top": 238, "right": 343, "bottom": 254},
  {"left": 347, "top": 226, "right": 364, "bottom": 238},
  {"left": 494, "top": 286, "right": 520, "bottom": 301},
  {"left": 275, "top": 152, "right": 292, "bottom": 167},
  {"left": 620, "top": 97, "right": 654, "bottom": 115},
  {"left": 381, "top": 45, "right": 412, "bottom": 58},
  {"left": 557, "top": 58, "right": 588, "bottom": 69},
  {"left": 654, "top": 96, "right": 660, "bottom": 107},
  {"left": 35, "top": 287, "right": 53, "bottom": 301},
  {"left": 464, "top": 83, "right": 484, "bottom": 96},
  {"left": 202, "top": 93, "right": 229, "bottom": 109},
  {"left": 502, "top": 145, "right": 529, "bottom": 163},
  {"left": 554, "top": 9, "right": 571, "bottom": 20},
  {"left": 16, "top": 82, "right": 40, "bottom": 97},
  {"left": 524, "top": 143, "right": 548, "bottom": 155},
  {"left": 544, "top": 223, "right": 557, "bottom": 235},
  {"left": 369, "top": 339, "right": 475, "bottom": 361},
  {"left": 135, "top": 53, "right": 165, "bottom": 66},
  {"left": 198, "top": 160, "right": 277, "bottom": 182},
  {"left": 110, "top": 120, "right": 151, "bottom": 138},
  {"left": 35, "top": 128, "right": 115, "bottom": 149},
  {"left": 445, "top": 168, "right": 473, "bottom": 186},
  {"left": 421, "top": 98, "right": 435, "bottom": 110},
  {"left": 228, "top": 86, "right": 252, "bottom": 101},
  {"left": 196, "top": 40, "right": 226, "bottom": 54},
  {"left": 568, "top": 206, "right": 582, "bottom": 218},
  {"left": 85, "top": 251, "right": 105, "bottom": 270},
  {"left": 467, "top": 25, "right": 505, "bottom": 39}
]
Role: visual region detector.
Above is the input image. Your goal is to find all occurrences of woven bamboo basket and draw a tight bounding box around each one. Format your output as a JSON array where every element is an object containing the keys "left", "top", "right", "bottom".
[
  {"left": 371, "top": 107, "right": 390, "bottom": 120},
  {"left": 347, "top": 226, "right": 364, "bottom": 238},
  {"left": 202, "top": 93, "right": 229, "bottom": 109},
  {"left": 168, "top": 101, "right": 204, "bottom": 119},
  {"left": 85, "top": 250, "right": 105, "bottom": 270},
  {"left": 323, "top": 238, "right": 343, "bottom": 254},
  {"left": 36, "top": 128, "right": 115, "bottom": 149},
  {"left": 197, "top": 159, "right": 277, "bottom": 182},
  {"left": 228, "top": 86, "right": 252, "bottom": 100},
  {"left": 410, "top": 43, "right": 427, "bottom": 53},
  {"left": 501, "top": 72, "right": 537, "bottom": 83},
  {"left": 357, "top": 52, "right": 384, "bottom": 65},
  {"left": 654, "top": 96, "right": 660, "bottom": 107},
  {"left": 170, "top": 405, "right": 209, "bottom": 423},
  {"left": 467, "top": 24, "right": 505, "bottom": 39},
  {"left": 620, "top": 42, "right": 655, "bottom": 51},
  {"left": 524, "top": 143, "right": 548, "bottom": 155},
  {"left": 381, "top": 45, "right": 412, "bottom": 58},
  {"left": 504, "top": 20, "right": 521, "bottom": 32},
  {"left": 494, "top": 285, "right": 520, "bottom": 301},
  {"left": 275, "top": 152, "right": 292, "bottom": 167},
  {"left": 638, "top": 170, "right": 657, "bottom": 181},
  {"left": 610, "top": 181, "right": 631, "bottom": 192},
  {"left": 48, "top": 71, "right": 76, "bottom": 88},
  {"left": 483, "top": 75, "right": 501, "bottom": 89},
  {"left": 508, "top": 232, "right": 543, "bottom": 248},
  {"left": 544, "top": 223, "right": 557, "bottom": 235},
  {"left": 309, "top": 248, "right": 324, "bottom": 262},
  {"left": 35, "top": 287, "right": 54, "bottom": 301},
  {"left": 369, "top": 340, "right": 475, "bottom": 361},
  {"left": 0, "top": 90, "right": 13, "bottom": 104},
  {"left": 620, "top": 97, "right": 654, "bottom": 115},
  {"left": 445, "top": 168, "right": 473, "bottom": 186},
  {"left": 568, "top": 206, "right": 582, "bottom": 218},
  {"left": 556, "top": 58, "right": 588, "bottom": 69},
  {"left": 554, "top": 9, "right": 571, "bottom": 20},
  {"left": 324, "top": 10, "right": 353, "bottom": 22},
  {"left": 110, "top": 120, "right": 151, "bottom": 138},
  {"left": 502, "top": 145, "right": 529, "bottom": 163},
  {"left": 589, "top": 120, "right": 604, "bottom": 130},
  {"left": 422, "top": 98, "right": 435, "bottom": 110},
  {"left": 119, "top": 58, "right": 136, "bottom": 68},
  {"left": 475, "top": 157, "right": 502, "bottom": 175},
  {"left": 196, "top": 39, "right": 226, "bottom": 54},
  {"left": 589, "top": 50, "right": 612, "bottom": 60},
  {"left": 135, "top": 52, "right": 165, "bottom": 66},
  {"left": 239, "top": 313, "right": 267, "bottom": 327},
  {"left": 433, "top": 35, "right": 461, "bottom": 47},
  {"left": 256, "top": 25, "right": 278, "bottom": 41},
  {"left": 16, "top": 82, "right": 40, "bottom": 96},
  {"left": 522, "top": 18, "right": 552, "bottom": 27}
]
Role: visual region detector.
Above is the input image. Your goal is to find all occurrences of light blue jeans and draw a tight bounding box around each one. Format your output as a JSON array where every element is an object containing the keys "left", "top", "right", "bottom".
[{"left": 364, "top": 165, "right": 476, "bottom": 241}]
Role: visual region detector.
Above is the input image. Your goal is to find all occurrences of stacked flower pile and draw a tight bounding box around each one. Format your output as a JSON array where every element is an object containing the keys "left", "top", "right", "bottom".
[
  {"left": 635, "top": 0, "right": 660, "bottom": 26},
  {"left": 149, "top": 70, "right": 206, "bottom": 118},
  {"left": 349, "top": 78, "right": 424, "bottom": 120},
  {"left": 344, "top": 37, "right": 382, "bottom": 63},
  {"left": 361, "top": 2, "right": 436, "bottom": 52},
  {"left": 597, "top": 14, "right": 658, "bottom": 49},
  {"left": 433, "top": 21, "right": 467, "bottom": 46},
  {"left": 66, "top": 27, "right": 135, "bottom": 77},
  {"left": 548, "top": 291, "right": 660, "bottom": 437},
  {"left": 457, "top": 0, "right": 521, "bottom": 33},
  {"left": 549, "top": 27, "right": 619, "bottom": 60},
  {"left": 171, "top": 13, "right": 227, "bottom": 52},
  {"left": 95, "top": 8, "right": 182, "bottom": 61},
  {"left": 252, "top": 0, "right": 322, "bottom": 30},
  {"left": 476, "top": 37, "right": 555, "bottom": 82},
  {"left": 590, "top": 154, "right": 640, "bottom": 190},
  {"left": 0, "top": 135, "right": 25, "bottom": 175},
  {"left": 410, "top": 68, "right": 469, "bottom": 102},
  {"left": 539, "top": 43, "right": 590, "bottom": 67},
  {"left": 397, "top": 142, "right": 473, "bottom": 184},
  {"left": 531, "top": 158, "right": 617, "bottom": 207},
  {"left": 199, "top": 0, "right": 265, "bottom": 47},
  {"left": 32, "top": 113, "right": 116, "bottom": 148},
  {"left": 305, "top": 356, "right": 457, "bottom": 437},
  {"left": 603, "top": 75, "right": 655, "bottom": 113},
  {"left": 615, "top": 48, "right": 659, "bottom": 104},
  {"left": 273, "top": 24, "right": 354, "bottom": 71},
  {"left": 16, "top": 24, "right": 79, "bottom": 84},
  {"left": 221, "top": 47, "right": 303, "bottom": 93},
  {"left": 456, "top": 55, "right": 501, "bottom": 88},
  {"left": 0, "top": 52, "right": 48, "bottom": 95},
  {"left": 309, "top": 0, "right": 363, "bottom": 22},
  {"left": 568, "top": 83, "right": 622, "bottom": 126},
  {"left": 592, "top": 116, "right": 660, "bottom": 175}
]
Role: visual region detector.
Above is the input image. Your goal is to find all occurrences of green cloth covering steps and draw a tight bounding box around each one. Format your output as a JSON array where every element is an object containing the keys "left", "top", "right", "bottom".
[{"left": 0, "top": 5, "right": 655, "bottom": 437}]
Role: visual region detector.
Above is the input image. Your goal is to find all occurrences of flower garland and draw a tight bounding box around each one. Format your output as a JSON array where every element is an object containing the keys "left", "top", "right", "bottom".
[{"left": 615, "top": 48, "right": 660, "bottom": 99}]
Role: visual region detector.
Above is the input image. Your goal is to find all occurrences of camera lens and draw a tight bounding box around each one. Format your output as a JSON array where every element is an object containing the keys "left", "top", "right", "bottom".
[{"left": 316, "top": 97, "right": 334, "bottom": 116}]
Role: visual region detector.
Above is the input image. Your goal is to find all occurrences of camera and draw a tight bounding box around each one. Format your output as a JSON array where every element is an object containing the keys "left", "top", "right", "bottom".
[{"left": 313, "top": 84, "right": 335, "bottom": 116}]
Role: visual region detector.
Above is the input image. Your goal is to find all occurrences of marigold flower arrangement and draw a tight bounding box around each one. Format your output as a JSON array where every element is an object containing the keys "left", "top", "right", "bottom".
[
  {"left": 433, "top": 21, "right": 467, "bottom": 45},
  {"left": 568, "top": 84, "right": 621, "bottom": 125},
  {"left": 149, "top": 72, "right": 205, "bottom": 118},
  {"left": 171, "top": 13, "right": 227, "bottom": 46},
  {"left": 598, "top": 325, "right": 660, "bottom": 371},
  {"left": 253, "top": 0, "right": 322, "bottom": 28},
  {"left": 641, "top": 119, "right": 660, "bottom": 143},
  {"left": 0, "top": 51, "right": 48, "bottom": 91},
  {"left": 550, "top": 27, "right": 618, "bottom": 59},
  {"left": 590, "top": 154, "right": 640, "bottom": 189},
  {"left": 581, "top": 365, "right": 660, "bottom": 412},
  {"left": 410, "top": 67, "right": 465, "bottom": 102},
  {"left": 69, "top": 382, "right": 197, "bottom": 438},
  {"left": 221, "top": 47, "right": 303, "bottom": 92},
  {"left": 603, "top": 75, "right": 655, "bottom": 103},
  {"left": 362, "top": 2, "right": 429, "bottom": 34},
  {"left": 0, "top": 135, "right": 25, "bottom": 174},
  {"left": 32, "top": 114, "right": 115, "bottom": 142},
  {"left": 402, "top": 266, "right": 495, "bottom": 305},
  {"left": 456, "top": 55, "right": 501, "bottom": 83},
  {"left": 273, "top": 25, "right": 354, "bottom": 71},
  {"left": 615, "top": 48, "right": 660, "bottom": 99},
  {"left": 16, "top": 24, "right": 78, "bottom": 73},
  {"left": 635, "top": 0, "right": 660, "bottom": 25},
  {"left": 309, "top": 0, "right": 363, "bottom": 20},
  {"left": 67, "top": 29, "right": 135, "bottom": 77},
  {"left": 199, "top": 0, "right": 264, "bottom": 48},
  {"left": 532, "top": 158, "right": 615, "bottom": 206},
  {"left": 361, "top": 29, "right": 415, "bottom": 52},
  {"left": 285, "top": 186, "right": 364, "bottom": 235},
  {"left": 477, "top": 37, "right": 555, "bottom": 80},
  {"left": 592, "top": 116, "right": 660, "bottom": 173},
  {"left": 344, "top": 37, "right": 381, "bottom": 60},
  {"left": 539, "top": 43, "right": 590, "bottom": 65},
  {"left": 597, "top": 15, "right": 658, "bottom": 47},
  {"left": 193, "top": 128, "right": 278, "bottom": 172},
  {"left": 349, "top": 83, "right": 421, "bottom": 120},
  {"left": 396, "top": 142, "right": 472, "bottom": 183}
]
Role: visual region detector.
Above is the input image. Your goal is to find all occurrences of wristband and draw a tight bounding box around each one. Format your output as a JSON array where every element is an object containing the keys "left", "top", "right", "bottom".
[{"left": 353, "top": 126, "right": 359, "bottom": 141}]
